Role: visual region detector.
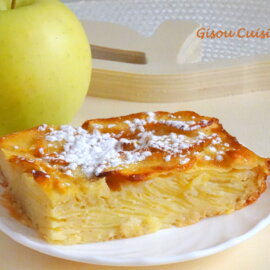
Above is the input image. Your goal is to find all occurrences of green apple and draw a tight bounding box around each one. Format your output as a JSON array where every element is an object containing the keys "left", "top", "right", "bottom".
[{"left": 0, "top": 0, "right": 91, "bottom": 136}]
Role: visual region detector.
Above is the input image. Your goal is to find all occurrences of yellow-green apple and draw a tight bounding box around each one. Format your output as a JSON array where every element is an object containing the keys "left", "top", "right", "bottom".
[{"left": 0, "top": 0, "right": 91, "bottom": 136}]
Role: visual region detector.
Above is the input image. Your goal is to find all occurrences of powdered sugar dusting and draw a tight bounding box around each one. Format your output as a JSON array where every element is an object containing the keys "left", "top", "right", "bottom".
[
  {"left": 108, "top": 124, "right": 116, "bottom": 128},
  {"left": 204, "top": 155, "right": 212, "bottom": 160},
  {"left": 124, "top": 115, "right": 207, "bottom": 133},
  {"left": 38, "top": 124, "right": 48, "bottom": 132},
  {"left": 180, "top": 158, "right": 190, "bottom": 165},
  {"left": 216, "top": 155, "right": 224, "bottom": 161},
  {"left": 41, "top": 112, "right": 226, "bottom": 178}
]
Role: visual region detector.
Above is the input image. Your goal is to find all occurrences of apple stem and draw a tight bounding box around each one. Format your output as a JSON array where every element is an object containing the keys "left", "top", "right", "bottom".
[{"left": 11, "top": 0, "right": 16, "bottom": 9}]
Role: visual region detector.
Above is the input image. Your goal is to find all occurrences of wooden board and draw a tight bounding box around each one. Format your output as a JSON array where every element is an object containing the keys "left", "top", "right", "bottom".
[{"left": 84, "top": 20, "right": 270, "bottom": 102}]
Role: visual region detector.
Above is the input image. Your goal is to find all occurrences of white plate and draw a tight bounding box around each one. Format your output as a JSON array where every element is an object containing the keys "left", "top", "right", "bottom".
[{"left": 0, "top": 180, "right": 270, "bottom": 267}]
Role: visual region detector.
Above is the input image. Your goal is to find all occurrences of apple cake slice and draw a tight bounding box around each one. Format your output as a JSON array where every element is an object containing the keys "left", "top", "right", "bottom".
[{"left": 0, "top": 111, "right": 269, "bottom": 244}]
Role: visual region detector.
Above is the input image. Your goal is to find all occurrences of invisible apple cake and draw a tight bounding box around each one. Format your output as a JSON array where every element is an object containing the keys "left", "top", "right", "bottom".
[{"left": 0, "top": 111, "right": 269, "bottom": 244}]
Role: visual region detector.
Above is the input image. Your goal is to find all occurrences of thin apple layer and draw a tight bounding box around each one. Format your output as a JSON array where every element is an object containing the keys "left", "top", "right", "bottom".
[
  {"left": 0, "top": 111, "right": 269, "bottom": 244},
  {"left": 0, "top": 157, "right": 266, "bottom": 244},
  {"left": 43, "top": 168, "right": 268, "bottom": 244}
]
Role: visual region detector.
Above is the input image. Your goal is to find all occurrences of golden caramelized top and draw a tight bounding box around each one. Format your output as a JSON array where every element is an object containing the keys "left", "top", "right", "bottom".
[{"left": 0, "top": 111, "right": 269, "bottom": 192}]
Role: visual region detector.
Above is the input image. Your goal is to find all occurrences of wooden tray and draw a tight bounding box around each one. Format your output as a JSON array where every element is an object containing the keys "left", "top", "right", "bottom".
[{"left": 83, "top": 20, "right": 270, "bottom": 102}]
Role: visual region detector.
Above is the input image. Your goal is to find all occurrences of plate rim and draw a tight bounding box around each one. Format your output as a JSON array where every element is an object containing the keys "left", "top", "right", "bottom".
[{"left": 1, "top": 208, "right": 270, "bottom": 267}]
